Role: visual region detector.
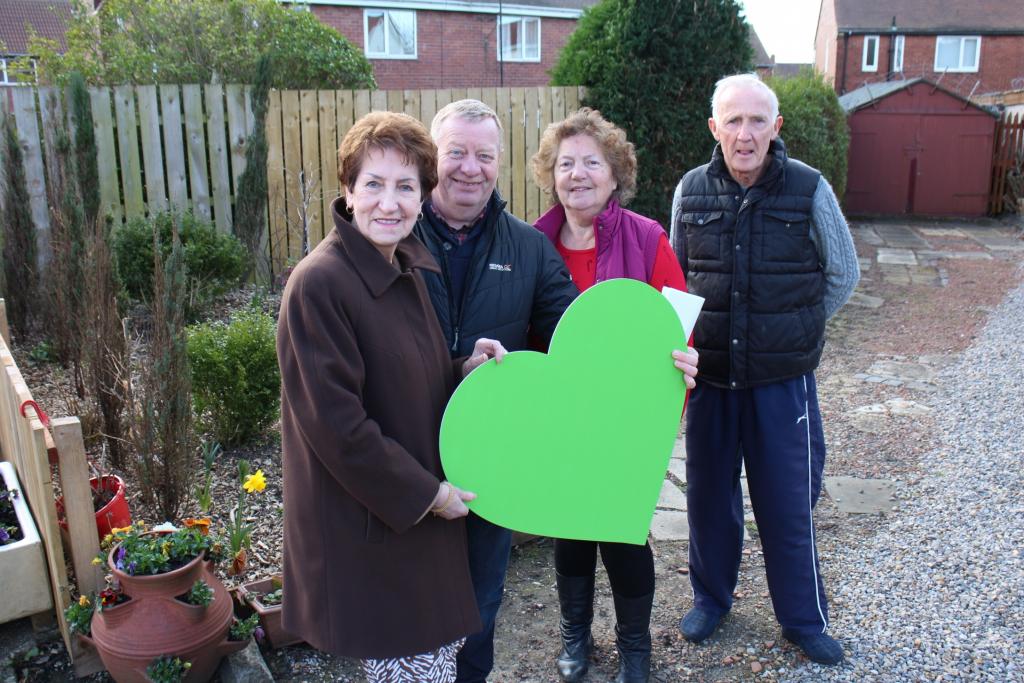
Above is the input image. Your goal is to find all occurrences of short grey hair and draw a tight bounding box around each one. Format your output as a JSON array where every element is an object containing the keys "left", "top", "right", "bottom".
[
  {"left": 430, "top": 99, "right": 504, "bottom": 148},
  {"left": 710, "top": 73, "right": 780, "bottom": 121}
]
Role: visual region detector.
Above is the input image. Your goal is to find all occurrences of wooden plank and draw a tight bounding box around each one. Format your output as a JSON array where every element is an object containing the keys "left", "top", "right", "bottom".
[
  {"left": 136, "top": 85, "right": 167, "bottom": 212},
  {"left": 51, "top": 417, "right": 104, "bottom": 596},
  {"left": 537, "top": 87, "right": 553, "bottom": 209},
  {"left": 354, "top": 89, "right": 371, "bottom": 121},
  {"left": 225, "top": 84, "right": 249, "bottom": 199},
  {"left": 509, "top": 87, "right": 526, "bottom": 220},
  {"left": 280, "top": 90, "right": 302, "bottom": 263},
  {"left": 387, "top": 89, "right": 403, "bottom": 113},
  {"left": 205, "top": 84, "right": 232, "bottom": 232},
  {"left": 552, "top": 86, "right": 566, "bottom": 126},
  {"left": 524, "top": 86, "right": 540, "bottom": 223},
  {"left": 467, "top": 87, "right": 482, "bottom": 102},
  {"left": 403, "top": 89, "right": 420, "bottom": 120},
  {"left": 566, "top": 86, "right": 581, "bottom": 113},
  {"left": 112, "top": 85, "right": 144, "bottom": 217},
  {"left": 159, "top": 85, "right": 189, "bottom": 213},
  {"left": 0, "top": 298, "right": 9, "bottom": 342},
  {"left": 371, "top": 89, "right": 387, "bottom": 112},
  {"left": 434, "top": 88, "right": 453, "bottom": 114},
  {"left": 337, "top": 89, "right": 355, "bottom": 143},
  {"left": 496, "top": 87, "right": 512, "bottom": 204},
  {"left": 11, "top": 88, "right": 50, "bottom": 259},
  {"left": 88, "top": 88, "right": 121, "bottom": 221},
  {"left": 182, "top": 84, "right": 211, "bottom": 220},
  {"left": 451, "top": 87, "right": 468, "bottom": 102},
  {"left": 265, "top": 90, "right": 286, "bottom": 275},
  {"left": 299, "top": 90, "right": 321, "bottom": 253},
  {"left": 419, "top": 89, "right": 437, "bottom": 132},
  {"left": 318, "top": 90, "right": 338, "bottom": 247}
]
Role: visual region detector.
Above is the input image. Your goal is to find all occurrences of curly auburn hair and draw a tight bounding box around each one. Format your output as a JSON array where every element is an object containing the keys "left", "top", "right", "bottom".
[
  {"left": 338, "top": 111, "right": 438, "bottom": 199},
  {"left": 530, "top": 107, "right": 637, "bottom": 206}
]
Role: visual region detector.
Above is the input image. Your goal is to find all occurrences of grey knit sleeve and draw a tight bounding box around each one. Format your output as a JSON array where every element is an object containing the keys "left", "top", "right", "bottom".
[
  {"left": 810, "top": 176, "right": 860, "bottom": 319},
  {"left": 669, "top": 179, "right": 685, "bottom": 260}
]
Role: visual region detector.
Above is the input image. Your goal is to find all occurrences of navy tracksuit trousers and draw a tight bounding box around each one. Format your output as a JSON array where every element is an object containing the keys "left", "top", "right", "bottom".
[{"left": 685, "top": 372, "right": 830, "bottom": 636}]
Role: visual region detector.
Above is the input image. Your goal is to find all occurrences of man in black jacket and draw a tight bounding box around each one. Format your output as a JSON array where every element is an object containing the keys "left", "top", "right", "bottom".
[
  {"left": 413, "top": 99, "right": 578, "bottom": 683},
  {"left": 669, "top": 74, "right": 858, "bottom": 666}
]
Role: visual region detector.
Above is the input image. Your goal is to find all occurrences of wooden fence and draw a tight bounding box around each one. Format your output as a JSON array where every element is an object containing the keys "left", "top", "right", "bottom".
[
  {"left": 0, "top": 84, "right": 584, "bottom": 277},
  {"left": 989, "top": 111, "right": 1024, "bottom": 215},
  {"left": 0, "top": 299, "right": 104, "bottom": 676}
]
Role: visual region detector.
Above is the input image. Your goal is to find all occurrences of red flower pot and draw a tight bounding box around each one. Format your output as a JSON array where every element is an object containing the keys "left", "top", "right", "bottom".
[
  {"left": 83, "top": 537, "right": 246, "bottom": 682},
  {"left": 56, "top": 475, "right": 131, "bottom": 540}
]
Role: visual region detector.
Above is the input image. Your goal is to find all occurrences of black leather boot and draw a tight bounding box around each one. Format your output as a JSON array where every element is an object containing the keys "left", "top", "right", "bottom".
[
  {"left": 612, "top": 591, "right": 653, "bottom": 683},
  {"left": 555, "top": 572, "right": 595, "bottom": 682}
]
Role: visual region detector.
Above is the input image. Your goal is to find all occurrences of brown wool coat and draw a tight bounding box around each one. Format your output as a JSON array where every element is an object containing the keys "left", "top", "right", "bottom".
[{"left": 277, "top": 201, "right": 481, "bottom": 659}]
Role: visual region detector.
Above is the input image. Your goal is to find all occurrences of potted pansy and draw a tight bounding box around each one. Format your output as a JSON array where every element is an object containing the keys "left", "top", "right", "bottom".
[{"left": 68, "top": 521, "right": 247, "bottom": 682}]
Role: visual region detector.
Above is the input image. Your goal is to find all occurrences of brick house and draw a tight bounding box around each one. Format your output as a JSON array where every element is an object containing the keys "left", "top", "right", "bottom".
[
  {"left": 308, "top": 0, "right": 591, "bottom": 90},
  {"left": 814, "top": 0, "right": 1024, "bottom": 98},
  {"left": 0, "top": 0, "right": 72, "bottom": 87},
  {"left": 310, "top": 1, "right": 778, "bottom": 90}
]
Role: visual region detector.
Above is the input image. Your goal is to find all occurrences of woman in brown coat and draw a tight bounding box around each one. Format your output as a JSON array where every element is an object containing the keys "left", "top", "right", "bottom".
[{"left": 277, "top": 111, "right": 506, "bottom": 682}]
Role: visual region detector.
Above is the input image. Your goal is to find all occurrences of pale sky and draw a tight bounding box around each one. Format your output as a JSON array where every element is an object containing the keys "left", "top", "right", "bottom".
[{"left": 739, "top": 0, "right": 821, "bottom": 64}]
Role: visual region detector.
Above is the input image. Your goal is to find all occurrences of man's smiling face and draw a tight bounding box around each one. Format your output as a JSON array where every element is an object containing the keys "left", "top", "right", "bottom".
[
  {"left": 432, "top": 116, "right": 501, "bottom": 227},
  {"left": 708, "top": 83, "right": 783, "bottom": 187}
]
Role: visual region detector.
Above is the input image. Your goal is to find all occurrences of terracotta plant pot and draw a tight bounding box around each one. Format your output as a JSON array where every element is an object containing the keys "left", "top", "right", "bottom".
[
  {"left": 56, "top": 475, "right": 132, "bottom": 540},
  {"left": 234, "top": 575, "right": 301, "bottom": 648},
  {"left": 85, "top": 537, "right": 246, "bottom": 682}
]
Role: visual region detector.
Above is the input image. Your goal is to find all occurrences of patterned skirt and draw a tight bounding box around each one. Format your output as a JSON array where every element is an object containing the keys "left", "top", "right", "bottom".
[{"left": 361, "top": 639, "right": 466, "bottom": 683}]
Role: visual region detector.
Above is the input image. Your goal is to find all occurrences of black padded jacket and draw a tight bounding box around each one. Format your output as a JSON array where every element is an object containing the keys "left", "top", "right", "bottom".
[{"left": 413, "top": 192, "right": 578, "bottom": 357}]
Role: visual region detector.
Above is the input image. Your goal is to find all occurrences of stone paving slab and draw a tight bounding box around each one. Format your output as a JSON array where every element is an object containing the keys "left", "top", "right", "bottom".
[
  {"left": 916, "top": 250, "right": 993, "bottom": 261},
  {"left": 650, "top": 510, "right": 689, "bottom": 541},
  {"left": 847, "top": 292, "right": 885, "bottom": 308},
  {"left": 919, "top": 228, "right": 966, "bottom": 237},
  {"left": 657, "top": 478, "right": 687, "bottom": 510},
  {"left": 873, "top": 225, "right": 931, "bottom": 249},
  {"left": 668, "top": 457, "right": 686, "bottom": 484},
  {"left": 876, "top": 248, "right": 918, "bottom": 265},
  {"left": 824, "top": 476, "right": 897, "bottom": 514}
]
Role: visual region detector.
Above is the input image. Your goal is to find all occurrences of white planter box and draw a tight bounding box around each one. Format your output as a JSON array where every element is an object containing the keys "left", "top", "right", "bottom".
[{"left": 0, "top": 460, "right": 53, "bottom": 623}]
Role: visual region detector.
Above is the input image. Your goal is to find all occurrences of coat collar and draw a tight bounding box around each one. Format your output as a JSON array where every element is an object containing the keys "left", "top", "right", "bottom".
[
  {"left": 329, "top": 197, "right": 440, "bottom": 298},
  {"left": 534, "top": 199, "right": 625, "bottom": 248}
]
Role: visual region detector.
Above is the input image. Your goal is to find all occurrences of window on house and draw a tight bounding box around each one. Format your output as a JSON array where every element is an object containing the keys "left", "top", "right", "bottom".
[
  {"left": 0, "top": 57, "right": 35, "bottom": 85},
  {"left": 893, "top": 35, "right": 905, "bottom": 72},
  {"left": 498, "top": 16, "right": 540, "bottom": 62},
  {"left": 935, "top": 36, "right": 980, "bottom": 72},
  {"left": 862, "top": 35, "right": 879, "bottom": 72},
  {"left": 364, "top": 9, "right": 416, "bottom": 59}
]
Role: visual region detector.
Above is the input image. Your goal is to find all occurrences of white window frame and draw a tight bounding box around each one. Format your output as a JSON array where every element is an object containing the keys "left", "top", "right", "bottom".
[
  {"left": 497, "top": 15, "right": 541, "bottom": 63},
  {"left": 934, "top": 35, "right": 981, "bottom": 73},
  {"left": 0, "top": 57, "right": 35, "bottom": 86},
  {"left": 862, "top": 34, "right": 879, "bottom": 72},
  {"left": 893, "top": 35, "right": 905, "bottom": 72},
  {"left": 363, "top": 8, "right": 417, "bottom": 60}
]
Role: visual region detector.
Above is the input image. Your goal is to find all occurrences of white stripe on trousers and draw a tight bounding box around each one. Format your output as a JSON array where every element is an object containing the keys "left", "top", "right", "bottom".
[{"left": 801, "top": 374, "right": 829, "bottom": 633}]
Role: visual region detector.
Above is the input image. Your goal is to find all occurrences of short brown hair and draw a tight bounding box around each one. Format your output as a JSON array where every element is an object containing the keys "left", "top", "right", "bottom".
[
  {"left": 338, "top": 111, "right": 438, "bottom": 199},
  {"left": 531, "top": 107, "right": 637, "bottom": 206}
]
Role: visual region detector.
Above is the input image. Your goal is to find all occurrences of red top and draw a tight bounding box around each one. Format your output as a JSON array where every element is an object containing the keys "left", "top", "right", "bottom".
[{"left": 557, "top": 233, "right": 685, "bottom": 294}]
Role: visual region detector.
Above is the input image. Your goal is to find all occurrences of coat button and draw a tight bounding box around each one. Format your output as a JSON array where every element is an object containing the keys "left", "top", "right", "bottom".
[
  {"left": 735, "top": 244, "right": 741, "bottom": 250},
  {"left": 443, "top": 242, "right": 452, "bottom": 251},
  {"left": 786, "top": 222, "right": 791, "bottom": 228},
  {"left": 697, "top": 218, "right": 704, "bottom": 225},
  {"left": 733, "top": 291, "right": 740, "bottom": 298},
  {"left": 730, "top": 381, "right": 737, "bottom": 388},
  {"left": 732, "top": 338, "right": 739, "bottom": 345}
]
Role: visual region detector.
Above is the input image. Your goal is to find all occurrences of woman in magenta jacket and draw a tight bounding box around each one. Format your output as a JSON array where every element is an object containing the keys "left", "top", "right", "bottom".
[{"left": 531, "top": 108, "right": 694, "bottom": 683}]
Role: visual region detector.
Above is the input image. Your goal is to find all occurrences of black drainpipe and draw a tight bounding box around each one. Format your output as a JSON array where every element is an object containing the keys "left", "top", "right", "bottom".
[{"left": 840, "top": 31, "right": 850, "bottom": 94}]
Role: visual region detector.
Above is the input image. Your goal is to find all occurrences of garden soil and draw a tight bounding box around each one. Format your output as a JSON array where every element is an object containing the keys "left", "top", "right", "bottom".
[{"left": 9, "top": 217, "right": 1023, "bottom": 682}]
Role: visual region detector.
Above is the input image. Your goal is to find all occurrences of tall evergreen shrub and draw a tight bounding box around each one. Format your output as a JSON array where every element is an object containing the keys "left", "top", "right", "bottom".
[
  {"left": 767, "top": 69, "right": 849, "bottom": 202},
  {"left": 1, "top": 117, "right": 38, "bottom": 336},
  {"left": 233, "top": 55, "right": 272, "bottom": 281},
  {"left": 551, "top": 0, "right": 752, "bottom": 227},
  {"left": 70, "top": 73, "right": 101, "bottom": 227}
]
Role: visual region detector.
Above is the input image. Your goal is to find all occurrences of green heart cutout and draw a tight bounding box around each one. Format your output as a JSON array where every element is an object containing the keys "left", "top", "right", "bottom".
[{"left": 440, "top": 278, "right": 687, "bottom": 544}]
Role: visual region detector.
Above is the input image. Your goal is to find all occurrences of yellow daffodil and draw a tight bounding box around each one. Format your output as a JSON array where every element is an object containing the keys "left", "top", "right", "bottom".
[
  {"left": 91, "top": 557, "right": 102, "bottom": 566},
  {"left": 242, "top": 469, "right": 266, "bottom": 493},
  {"left": 78, "top": 595, "right": 90, "bottom": 607}
]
